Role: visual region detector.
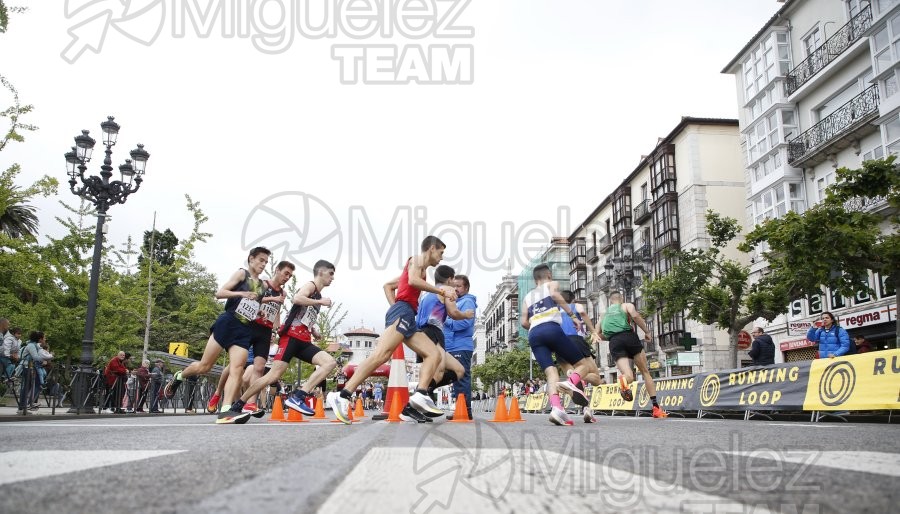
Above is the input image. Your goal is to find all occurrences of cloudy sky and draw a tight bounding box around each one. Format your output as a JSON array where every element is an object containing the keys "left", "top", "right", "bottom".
[{"left": 1, "top": 0, "right": 779, "bottom": 336}]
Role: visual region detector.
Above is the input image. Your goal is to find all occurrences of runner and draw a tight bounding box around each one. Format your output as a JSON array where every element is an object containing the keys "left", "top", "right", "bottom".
[
  {"left": 223, "top": 260, "right": 338, "bottom": 420},
  {"left": 602, "top": 291, "right": 668, "bottom": 418},
  {"left": 558, "top": 290, "right": 604, "bottom": 423},
  {"left": 327, "top": 236, "right": 456, "bottom": 424},
  {"left": 164, "top": 247, "right": 271, "bottom": 425},
  {"left": 397, "top": 264, "right": 473, "bottom": 423},
  {"left": 520, "top": 264, "right": 593, "bottom": 426}
]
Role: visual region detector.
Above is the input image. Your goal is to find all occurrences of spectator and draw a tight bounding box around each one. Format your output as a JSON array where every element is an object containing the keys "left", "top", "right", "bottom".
[
  {"left": 149, "top": 359, "right": 165, "bottom": 413},
  {"left": 183, "top": 374, "right": 199, "bottom": 413},
  {"left": 806, "top": 312, "right": 850, "bottom": 359},
  {"left": 373, "top": 382, "right": 383, "bottom": 411},
  {"left": 748, "top": 327, "right": 775, "bottom": 366},
  {"left": 854, "top": 335, "right": 873, "bottom": 354},
  {"left": 135, "top": 360, "right": 150, "bottom": 412},
  {"left": 16, "top": 331, "right": 45, "bottom": 413},
  {"left": 104, "top": 351, "right": 130, "bottom": 413},
  {"left": 443, "top": 274, "right": 477, "bottom": 421},
  {"left": 123, "top": 370, "right": 136, "bottom": 412},
  {"left": 0, "top": 320, "right": 20, "bottom": 380}
]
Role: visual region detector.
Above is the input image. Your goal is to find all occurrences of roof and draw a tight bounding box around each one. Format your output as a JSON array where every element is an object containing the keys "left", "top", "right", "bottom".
[
  {"left": 568, "top": 117, "right": 739, "bottom": 240},
  {"left": 344, "top": 326, "right": 378, "bottom": 336},
  {"left": 721, "top": 0, "right": 796, "bottom": 73}
]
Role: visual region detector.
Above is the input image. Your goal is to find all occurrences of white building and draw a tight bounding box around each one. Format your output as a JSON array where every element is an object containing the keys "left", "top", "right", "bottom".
[
  {"left": 480, "top": 273, "right": 520, "bottom": 355},
  {"left": 722, "top": 0, "right": 898, "bottom": 361},
  {"left": 342, "top": 326, "right": 379, "bottom": 367}
]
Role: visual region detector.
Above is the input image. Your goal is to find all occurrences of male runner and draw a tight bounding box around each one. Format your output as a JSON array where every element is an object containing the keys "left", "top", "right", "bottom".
[
  {"left": 396, "top": 264, "right": 472, "bottom": 423},
  {"left": 327, "top": 236, "right": 456, "bottom": 424},
  {"left": 520, "top": 264, "right": 593, "bottom": 426},
  {"left": 559, "top": 290, "right": 604, "bottom": 423},
  {"left": 164, "top": 247, "right": 270, "bottom": 425},
  {"left": 223, "top": 260, "right": 338, "bottom": 420},
  {"left": 602, "top": 291, "right": 668, "bottom": 418}
]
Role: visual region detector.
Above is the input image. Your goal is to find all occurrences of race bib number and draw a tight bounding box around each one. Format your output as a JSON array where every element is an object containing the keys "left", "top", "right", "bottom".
[
  {"left": 234, "top": 297, "right": 260, "bottom": 322},
  {"left": 298, "top": 305, "right": 318, "bottom": 328},
  {"left": 258, "top": 302, "right": 280, "bottom": 325}
]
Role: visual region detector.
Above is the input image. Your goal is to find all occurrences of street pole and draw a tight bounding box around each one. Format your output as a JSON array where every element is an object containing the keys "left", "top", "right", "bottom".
[
  {"left": 141, "top": 212, "right": 157, "bottom": 363},
  {"left": 70, "top": 210, "right": 106, "bottom": 413}
]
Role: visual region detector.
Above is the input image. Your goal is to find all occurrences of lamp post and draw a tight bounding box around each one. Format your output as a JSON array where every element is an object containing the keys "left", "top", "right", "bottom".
[
  {"left": 603, "top": 242, "right": 652, "bottom": 303},
  {"left": 65, "top": 116, "right": 149, "bottom": 413}
]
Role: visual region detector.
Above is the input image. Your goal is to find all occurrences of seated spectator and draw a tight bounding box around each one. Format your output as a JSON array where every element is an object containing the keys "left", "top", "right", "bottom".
[{"left": 854, "top": 335, "right": 873, "bottom": 353}]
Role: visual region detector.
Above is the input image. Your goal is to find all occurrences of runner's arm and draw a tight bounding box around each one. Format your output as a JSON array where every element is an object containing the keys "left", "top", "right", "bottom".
[
  {"left": 293, "top": 281, "right": 329, "bottom": 307},
  {"left": 384, "top": 276, "right": 399, "bottom": 305},
  {"left": 444, "top": 288, "right": 475, "bottom": 320},
  {"left": 215, "top": 269, "right": 255, "bottom": 300},
  {"left": 624, "top": 303, "right": 651, "bottom": 340}
]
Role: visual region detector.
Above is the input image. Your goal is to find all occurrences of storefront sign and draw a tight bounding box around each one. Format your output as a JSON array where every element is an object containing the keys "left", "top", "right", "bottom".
[
  {"left": 787, "top": 321, "right": 814, "bottom": 335},
  {"left": 677, "top": 352, "right": 701, "bottom": 366},
  {"left": 780, "top": 337, "right": 817, "bottom": 352},
  {"left": 841, "top": 305, "right": 894, "bottom": 329}
]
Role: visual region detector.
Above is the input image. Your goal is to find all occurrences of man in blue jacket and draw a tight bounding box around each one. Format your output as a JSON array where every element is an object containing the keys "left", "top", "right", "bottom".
[
  {"left": 806, "top": 311, "right": 851, "bottom": 359},
  {"left": 443, "top": 274, "right": 477, "bottom": 420}
]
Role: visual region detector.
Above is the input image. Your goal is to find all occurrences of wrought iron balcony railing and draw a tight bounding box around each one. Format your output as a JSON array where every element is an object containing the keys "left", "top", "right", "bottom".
[
  {"left": 845, "top": 194, "right": 888, "bottom": 212},
  {"left": 598, "top": 234, "right": 613, "bottom": 253},
  {"left": 788, "top": 85, "right": 879, "bottom": 166},
  {"left": 785, "top": 5, "right": 872, "bottom": 96},
  {"left": 633, "top": 199, "right": 651, "bottom": 224},
  {"left": 586, "top": 245, "right": 598, "bottom": 263}
]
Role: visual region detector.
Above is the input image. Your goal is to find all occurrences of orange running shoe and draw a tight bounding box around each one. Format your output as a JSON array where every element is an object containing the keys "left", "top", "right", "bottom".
[
  {"left": 618, "top": 376, "right": 633, "bottom": 402},
  {"left": 651, "top": 405, "right": 669, "bottom": 418}
]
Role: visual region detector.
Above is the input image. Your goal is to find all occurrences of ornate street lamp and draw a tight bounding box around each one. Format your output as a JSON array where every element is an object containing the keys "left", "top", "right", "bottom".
[
  {"left": 604, "top": 241, "right": 653, "bottom": 303},
  {"left": 65, "top": 116, "right": 149, "bottom": 413}
]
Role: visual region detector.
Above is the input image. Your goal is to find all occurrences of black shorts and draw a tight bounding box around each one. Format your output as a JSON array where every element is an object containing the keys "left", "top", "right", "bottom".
[
  {"left": 274, "top": 334, "right": 322, "bottom": 364},
  {"left": 558, "top": 335, "right": 595, "bottom": 364},
  {"left": 416, "top": 325, "right": 445, "bottom": 363},
  {"left": 249, "top": 324, "right": 272, "bottom": 364},
  {"left": 608, "top": 331, "right": 644, "bottom": 361}
]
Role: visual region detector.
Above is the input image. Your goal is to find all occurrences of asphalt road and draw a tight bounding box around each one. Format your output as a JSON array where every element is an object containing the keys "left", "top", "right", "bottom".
[{"left": 0, "top": 411, "right": 897, "bottom": 513}]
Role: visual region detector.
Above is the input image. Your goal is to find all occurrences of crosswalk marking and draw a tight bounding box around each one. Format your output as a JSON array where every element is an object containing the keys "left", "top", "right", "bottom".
[
  {"left": 0, "top": 451, "right": 185, "bottom": 486},
  {"left": 731, "top": 450, "right": 900, "bottom": 477}
]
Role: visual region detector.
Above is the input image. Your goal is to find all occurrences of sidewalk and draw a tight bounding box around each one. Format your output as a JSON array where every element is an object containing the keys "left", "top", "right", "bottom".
[{"left": 0, "top": 404, "right": 209, "bottom": 422}]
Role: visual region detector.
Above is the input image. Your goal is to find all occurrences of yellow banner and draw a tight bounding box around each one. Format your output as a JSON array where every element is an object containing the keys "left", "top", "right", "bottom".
[
  {"left": 525, "top": 393, "right": 544, "bottom": 411},
  {"left": 168, "top": 342, "right": 188, "bottom": 357},
  {"left": 803, "top": 349, "right": 900, "bottom": 411},
  {"left": 589, "top": 382, "right": 634, "bottom": 410}
]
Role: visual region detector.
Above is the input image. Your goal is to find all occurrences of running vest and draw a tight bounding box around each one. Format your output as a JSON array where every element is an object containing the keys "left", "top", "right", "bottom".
[
  {"left": 524, "top": 283, "right": 562, "bottom": 329},
  {"left": 601, "top": 303, "right": 632, "bottom": 338},
  {"left": 281, "top": 282, "right": 322, "bottom": 341},
  {"left": 395, "top": 258, "right": 423, "bottom": 311},
  {"left": 416, "top": 290, "right": 448, "bottom": 329},
  {"left": 253, "top": 280, "right": 284, "bottom": 329},
  {"left": 224, "top": 269, "right": 265, "bottom": 323},
  {"left": 560, "top": 303, "right": 585, "bottom": 337}
]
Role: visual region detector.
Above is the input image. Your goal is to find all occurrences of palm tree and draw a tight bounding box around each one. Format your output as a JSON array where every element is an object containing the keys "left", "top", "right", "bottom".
[{"left": 0, "top": 191, "right": 38, "bottom": 238}]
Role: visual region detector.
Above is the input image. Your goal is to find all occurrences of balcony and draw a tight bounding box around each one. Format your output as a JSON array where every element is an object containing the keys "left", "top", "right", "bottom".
[
  {"left": 784, "top": 5, "right": 872, "bottom": 96},
  {"left": 788, "top": 85, "right": 880, "bottom": 167},
  {"left": 633, "top": 199, "right": 651, "bottom": 224},
  {"left": 598, "top": 234, "right": 613, "bottom": 253},
  {"left": 845, "top": 194, "right": 890, "bottom": 213},
  {"left": 586, "top": 245, "right": 598, "bottom": 263},
  {"left": 596, "top": 272, "right": 609, "bottom": 291}
]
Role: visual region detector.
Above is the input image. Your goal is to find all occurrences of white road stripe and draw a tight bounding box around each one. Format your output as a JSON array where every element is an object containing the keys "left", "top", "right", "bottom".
[
  {"left": 731, "top": 450, "right": 900, "bottom": 477},
  {"left": 0, "top": 450, "right": 185, "bottom": 486},
  {"left": 1, "top": 422, "right": 352, "bottom": 427}
]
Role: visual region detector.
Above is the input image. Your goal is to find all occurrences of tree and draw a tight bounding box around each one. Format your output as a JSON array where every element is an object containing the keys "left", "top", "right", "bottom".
[
  {"left": 472, "top": 345, "right": 531, "bottom": 394},
  {"left": 742, "top": 157, "right": 900, "bottom": 342},
  {"left": 0, "top": 2, "right": 28, "bottom": 33},
  {"left": 642, "top": 211, "right": 788, "bottom": 369}
]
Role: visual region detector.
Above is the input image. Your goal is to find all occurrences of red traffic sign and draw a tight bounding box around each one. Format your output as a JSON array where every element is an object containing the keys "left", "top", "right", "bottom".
[{"left": 738, "top": 330, "right": 752, "bottom": 350}]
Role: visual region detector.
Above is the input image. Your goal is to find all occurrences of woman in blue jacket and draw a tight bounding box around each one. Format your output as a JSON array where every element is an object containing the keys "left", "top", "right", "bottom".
[{"left": 806, "top": 311, "right": 850, "bottom": 359}]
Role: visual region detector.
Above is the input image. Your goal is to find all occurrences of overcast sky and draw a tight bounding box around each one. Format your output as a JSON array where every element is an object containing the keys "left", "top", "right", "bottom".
[{"left": 1, "top": 0, "right": 779, "bottom": 336}]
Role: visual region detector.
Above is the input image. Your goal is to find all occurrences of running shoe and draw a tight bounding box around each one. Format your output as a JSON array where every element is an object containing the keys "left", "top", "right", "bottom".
[
  {"left": 328, "top": 391, "right": 351, "bottom": 425},
  {"left": 583, "top": 406, "right": 596, "bottom": 423},
  {"left": 409, "top": 391, "right": 444, "bottom": 417},
  {"left": 557, "top": 379, "right": 589, "bottom": 407},
  {"left": 549, "top": 406, "right": 574, "bottom": 426},
  {"left": 164, "top": 371, "right": 183, "bottom": 399},
  {"left": 618, "top": 376, "right": 633, "bottom": 402},
  {"left": 216, "top": 410, "right": 252, "bottom": 424},
  {"left": 651, "top": 405, "right": 669, "bottom": 418},
  {"left": 206, "top": 393, "right": 220, "bottom": 414},
  {"left": 285, "top": 395, "right": 315, "bottom": 416},
  {"left": 242, "top": 402, "right": 266, "bottom": 418},
  {"left": 400, "top": 404, "right": 429, "bottom": 423}
]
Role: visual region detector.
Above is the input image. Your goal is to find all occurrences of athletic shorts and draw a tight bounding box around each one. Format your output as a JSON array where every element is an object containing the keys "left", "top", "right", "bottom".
[
  {"left": 385, "top": 301, "right": 418, "bottom": 338},
  {"left": 249, "top": 324, "right": 272, "bottom": 364},
  {"left": 528, "top": 322, "right": 585, "bottom": 370},
  {"left": 557, "top": 335, "right": 595, "bottom": 364},
  {"left": 274, "top": 334, "right": 323, "bottom": 364},
  {"left": 210, "top": 312, "right": 253, "bottom": 350},
  {"left": 416, "top": 324, "right": 445, "bottom": 363},
  {"left": 608, "top": 330, "right": 644, "bottom": 361}
]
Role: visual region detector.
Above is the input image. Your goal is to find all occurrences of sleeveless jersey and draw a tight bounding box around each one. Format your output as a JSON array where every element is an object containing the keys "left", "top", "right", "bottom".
[
  {"left": 223, "top": 269, "right": 265, "bottom": 323},
  {"left": 282, "top": 282, "right": 322, "bottom": 341},
  {"left": 395, "top": 258, "right": 423, "bottom": 311},
  {"left": 254, "top": 280, "right": 284, "bottom": 329},
  {"left": 524, "top": 283, "right": 562, "bottom": 329},
  {"left": 416, "top": 291, "right": 447, "bottom": 329},
  {"left": 601, "top": 303, "right": 632, "bottom": 338},
  {"left": 560, "top": 303, "right": 585, "bottom": 337}
]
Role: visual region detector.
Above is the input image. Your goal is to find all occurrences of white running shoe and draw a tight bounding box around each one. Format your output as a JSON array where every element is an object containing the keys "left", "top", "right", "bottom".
[
  {"left": 409, "top": 392, "right": 444, "bottom": 416},
  {"left": 557, "top": 380, "right": 589, "bottom": 407},
  {"left": 583, "top": 406, "right": 596, "bottom": 423},
  {"left": 328, "top": 391, "right": 351, "bottom": 425},
  {"left": 549, "top": 407, "right": 573, "bottom": 426}
]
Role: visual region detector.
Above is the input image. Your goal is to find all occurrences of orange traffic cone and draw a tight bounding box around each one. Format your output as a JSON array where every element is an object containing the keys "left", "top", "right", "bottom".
[
  {"left": 375, "top": 345, "right": 410, "bottom": 421},
  {"left": 508, "top": 395, "right": 524, "bottom": 422},
  {"left": 283, "top": 406, "right": 307, "bottom": 423},
  {"left": 312, "top": 396, "right": 326, "bottom": 419},
  {"left": 386, "top": 390, "right": 403, "bottom": 422},
  {"left": 269, "top": 395, "right": 287, "bottom": 422},
  {"left": 354, "top": 397, "right": 367, "bottom": 418},
  {"left": 489, "top": 393, "right": 511, "bottom": 423},
  {"left": 448, "top": 393, "right": 473, "bottom": 423}
]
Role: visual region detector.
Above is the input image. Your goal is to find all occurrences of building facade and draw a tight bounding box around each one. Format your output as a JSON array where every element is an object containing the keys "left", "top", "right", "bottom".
[
  {"left": 723, "top": 0, "right": 898, "bottom": 361},
  {"left": 518, "top": 238, "right": 571, "bottom": 340},
  {"left": 569, "top": 118, "right": 748, "bottom": 378},
  {"left": 343, "top": 326, "right": 380, "bottom": 367},
  {"left": 481, "top": 273, "right": 520, "bottom": 355}
]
